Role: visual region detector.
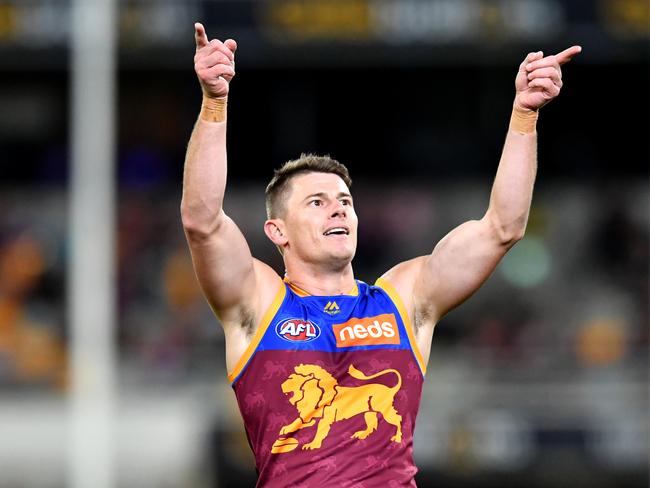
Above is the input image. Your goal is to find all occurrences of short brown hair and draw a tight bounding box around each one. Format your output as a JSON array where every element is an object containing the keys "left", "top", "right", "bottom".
[{"left": 265, "top": 153, "right": 352, "bottom": 219}]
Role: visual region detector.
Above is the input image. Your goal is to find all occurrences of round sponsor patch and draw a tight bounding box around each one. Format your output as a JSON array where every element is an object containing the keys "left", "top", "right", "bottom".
[{"left": 275, "top": 318, "right": 321, "bottom": 342}]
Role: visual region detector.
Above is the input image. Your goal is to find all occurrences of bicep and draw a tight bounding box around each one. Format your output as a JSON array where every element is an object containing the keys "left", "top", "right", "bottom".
[
  {"left": 417, "top": 217, "right": 514, "bottom": 320},
  {"left": 185, "top": 212, "right": 271, "bottom": 319}
]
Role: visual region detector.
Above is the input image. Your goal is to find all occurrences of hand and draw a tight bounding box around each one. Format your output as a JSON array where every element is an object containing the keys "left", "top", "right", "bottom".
[
  {"left": 514, "top": 46, "right": 581, "bottom": 111},
  {"left": 194, "top": 22, "right": 237, "bottom": 99}
]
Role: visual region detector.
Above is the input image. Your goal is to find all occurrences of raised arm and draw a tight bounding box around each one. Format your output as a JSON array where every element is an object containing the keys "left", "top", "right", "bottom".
[
  {"left": 381, "top": 46, "right": 581, "bottom": 356},
  {"left": 181, "top": 23, "right": 281, "bottom": 342}
]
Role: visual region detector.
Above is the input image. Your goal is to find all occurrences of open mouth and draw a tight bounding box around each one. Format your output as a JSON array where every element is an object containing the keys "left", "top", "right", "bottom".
[
  {"left": 285, "top": 390, "right": 301, "bottom": 405},
  {"left": 323, "top": 227, "right": 349, "bottom": 236}
]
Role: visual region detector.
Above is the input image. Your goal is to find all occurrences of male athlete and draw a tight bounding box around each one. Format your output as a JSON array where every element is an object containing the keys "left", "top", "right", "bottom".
[{"left": 182, "top": 22, "right": 581, "bottom": 487}]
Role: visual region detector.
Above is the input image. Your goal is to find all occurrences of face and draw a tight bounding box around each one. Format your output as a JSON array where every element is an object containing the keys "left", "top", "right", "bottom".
[{"left": 268, "top": 172, "right": 358, "bottom": 268}]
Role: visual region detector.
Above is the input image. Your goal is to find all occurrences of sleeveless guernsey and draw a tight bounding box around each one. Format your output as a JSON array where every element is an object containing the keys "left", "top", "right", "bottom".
[{"left": 229, "top": 279, "right": 426, "bottom": 487}]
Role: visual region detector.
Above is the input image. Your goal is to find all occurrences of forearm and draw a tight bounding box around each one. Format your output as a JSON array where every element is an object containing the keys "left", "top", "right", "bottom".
[
  {"left": 485, "top": 104, "right": 538, "bottom": 243},
  {"left": 181, "top": 97, "right": 228, "bottom": 235}
]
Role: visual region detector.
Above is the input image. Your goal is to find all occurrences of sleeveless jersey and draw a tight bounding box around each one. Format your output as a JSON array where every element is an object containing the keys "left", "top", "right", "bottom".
[{"left": 229, "top": 278, "right": 426, "bottom": 488}]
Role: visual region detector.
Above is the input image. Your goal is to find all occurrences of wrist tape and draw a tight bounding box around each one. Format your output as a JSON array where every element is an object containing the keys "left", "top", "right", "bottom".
[
  {"left": 510, "top": 104, "right": 538, "bottom": 134},
  {"left": 201, "top": 97, "right": 227, "bottom": 122}
]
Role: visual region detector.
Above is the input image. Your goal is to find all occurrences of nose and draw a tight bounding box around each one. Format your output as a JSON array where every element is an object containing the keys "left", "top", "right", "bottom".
[{"left": 330, "top": 201, "right": 346, "bottom": 219}]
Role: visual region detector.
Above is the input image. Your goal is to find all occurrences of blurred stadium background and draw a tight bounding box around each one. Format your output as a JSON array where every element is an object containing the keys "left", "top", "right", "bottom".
[{"left": 0, "top": 0, "right": 648, "bottom": 487}]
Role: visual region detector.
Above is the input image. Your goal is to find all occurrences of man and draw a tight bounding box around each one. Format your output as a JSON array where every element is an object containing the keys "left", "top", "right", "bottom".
[{"left": 182, "top": 22, "right": 581, "bottom": 487}]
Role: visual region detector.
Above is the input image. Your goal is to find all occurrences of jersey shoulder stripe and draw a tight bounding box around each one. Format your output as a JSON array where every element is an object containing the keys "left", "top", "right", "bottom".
[
  {"left": 227, "top": 282, "right": 287, "bottom": 383},
  {"left": 375, "top": 277, "right": 427, "bottom": 374}
]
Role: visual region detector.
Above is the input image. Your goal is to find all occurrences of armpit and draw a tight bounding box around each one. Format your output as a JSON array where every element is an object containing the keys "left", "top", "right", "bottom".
[
  {"left": 240, "top": 306, "right": 256, "bottom": 338},
  {"left": 414, "top": 306, "right": 436, "bottom": 334}
]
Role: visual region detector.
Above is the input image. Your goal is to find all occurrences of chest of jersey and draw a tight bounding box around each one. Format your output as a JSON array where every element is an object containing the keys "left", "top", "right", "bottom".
[
  {"left": 229, "top": 281, "right": 425, "bottom": 487},
  {"left": 260, "top": 290, "right": 407, "bottom": 354}
]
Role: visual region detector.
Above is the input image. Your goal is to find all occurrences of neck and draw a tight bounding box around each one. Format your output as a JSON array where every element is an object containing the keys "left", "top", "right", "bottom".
[{"left": 284, "top": 262, "right": 356, "bottom": 296}]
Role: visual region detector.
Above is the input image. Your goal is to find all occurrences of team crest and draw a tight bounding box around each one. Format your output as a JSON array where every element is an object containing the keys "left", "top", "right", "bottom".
[
  {"left": 271, "top": 363, "right": 403, "bottom": 453},
  {"left": 275, "top": 319, "right": 321, "bottom": 342}
]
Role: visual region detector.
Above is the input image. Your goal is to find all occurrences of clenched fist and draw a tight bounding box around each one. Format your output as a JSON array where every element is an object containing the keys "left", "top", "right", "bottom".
[
  {"left": 194, "top": 22, "right": 237, "bottom": 99},
  {"left": 515, "top": 45, "right": 581, "bottom": 111}
]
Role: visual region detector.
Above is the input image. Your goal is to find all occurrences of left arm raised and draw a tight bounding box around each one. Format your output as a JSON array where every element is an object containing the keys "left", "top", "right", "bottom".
[
  {"left": 414, "top": 109, "right": 536, "bottom": 325},
  {"left": 382, "top": 46, "right": 582, "bottom": 334}
]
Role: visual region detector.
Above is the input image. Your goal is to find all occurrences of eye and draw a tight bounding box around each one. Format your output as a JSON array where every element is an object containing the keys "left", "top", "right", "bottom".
[
  {"left": 340, "top": 198, "right": 352, "bottom": 206},
  {"left": 309, "top": 199, "right": 322, "bottom": 207}
]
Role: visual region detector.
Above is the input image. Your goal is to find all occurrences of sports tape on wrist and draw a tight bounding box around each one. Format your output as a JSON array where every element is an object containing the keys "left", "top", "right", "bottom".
[
  {"left": 201, "top": 97, "right": 227, "bottom": 122},
  {"left": 510, "top": 104, "right": 538, "bottom": 134}
]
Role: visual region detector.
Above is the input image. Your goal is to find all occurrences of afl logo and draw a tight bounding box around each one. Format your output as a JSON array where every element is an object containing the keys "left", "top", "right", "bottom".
[{"left": 276, "top": 319, "right": 321, "bottom": 342}]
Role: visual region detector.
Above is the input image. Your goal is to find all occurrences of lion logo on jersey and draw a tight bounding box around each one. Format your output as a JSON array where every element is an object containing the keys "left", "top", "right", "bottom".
[{"left": 272, "top": 363, "right": 402, "bottom": 452}]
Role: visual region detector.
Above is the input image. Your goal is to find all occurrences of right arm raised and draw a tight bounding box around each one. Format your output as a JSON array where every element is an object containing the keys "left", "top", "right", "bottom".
[{"left": 181, "top": 24, "right": 281, "bottom": 338}]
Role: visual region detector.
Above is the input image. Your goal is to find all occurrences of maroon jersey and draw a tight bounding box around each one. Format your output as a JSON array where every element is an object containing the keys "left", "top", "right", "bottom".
[{"left": 229, "top": 279, "right": 426, "bottom": 487}]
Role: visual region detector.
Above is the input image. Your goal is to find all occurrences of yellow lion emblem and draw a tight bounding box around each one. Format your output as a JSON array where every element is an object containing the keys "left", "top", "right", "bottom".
[{"left": 274, "top": 363, "right": 402, "bottom": 452}]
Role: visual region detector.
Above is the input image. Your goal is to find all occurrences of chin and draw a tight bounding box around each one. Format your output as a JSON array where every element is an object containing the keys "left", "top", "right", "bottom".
[{"left": 326, "top": 247, "right": 356, "bottom": 267}]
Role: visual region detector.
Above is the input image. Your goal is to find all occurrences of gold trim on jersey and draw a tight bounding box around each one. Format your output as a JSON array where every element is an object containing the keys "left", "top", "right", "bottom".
[
  {"left": 374, "top": 278, "right": 426, "bottom": 375},
  {"left": 228, "top": 282, "right": 287, "bottom": 383},
  {"left": 283, "top": 278, "right": 359, "bottom": 297}
]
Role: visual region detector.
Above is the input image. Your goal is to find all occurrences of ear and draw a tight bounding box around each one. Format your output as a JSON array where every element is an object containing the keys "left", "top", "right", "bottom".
[{"left": 264, "top": 218, "right": 288, "bottom": 247}]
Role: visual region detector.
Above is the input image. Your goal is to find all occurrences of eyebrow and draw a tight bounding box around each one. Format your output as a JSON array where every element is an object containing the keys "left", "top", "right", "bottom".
[{"left": 302, "top": 192, "right": 353, "bottom": 202}]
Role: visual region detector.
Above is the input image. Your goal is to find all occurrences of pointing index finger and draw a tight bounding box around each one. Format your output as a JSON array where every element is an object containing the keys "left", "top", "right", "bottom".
[
  {"left": 194, "top": 22, "right": 209, "bottom": 50},
  {"left": 555, "top": 45, "right": 582, "bottom": 65}
]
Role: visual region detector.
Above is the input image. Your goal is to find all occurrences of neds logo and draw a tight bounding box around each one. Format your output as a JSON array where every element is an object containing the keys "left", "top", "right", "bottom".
[
  {"left": 333, "top": 313, "right": 400, "bottom": 347},
  {"left": 276, "top": 319, "right": 321, "bottom": 342}
]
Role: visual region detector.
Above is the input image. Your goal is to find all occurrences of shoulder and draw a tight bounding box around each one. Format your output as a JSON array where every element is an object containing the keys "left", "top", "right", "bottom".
[
  {"left": 377, "top": 256, "right": 428, "bottom": 294},
  {"left": 253, "top": 259, "right": 286, "bottom": 323},
  {"left": 375, "top": 256, "right": 428, "bottom": 319},
  {"left": 219, "top": 259, "right": 284, "bottom": 331}
]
